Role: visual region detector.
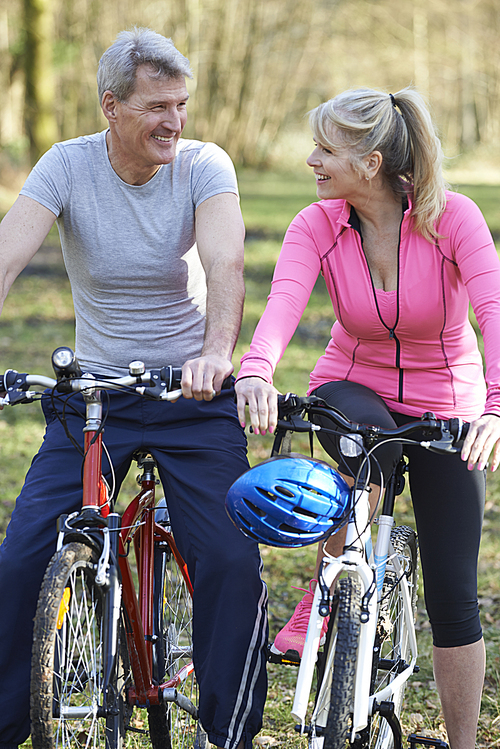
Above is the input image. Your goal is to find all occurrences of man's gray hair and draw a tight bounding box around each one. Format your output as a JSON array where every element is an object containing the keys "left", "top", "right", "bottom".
[{"left": 97, "top": 27, "right": 193, "bottom": 103}]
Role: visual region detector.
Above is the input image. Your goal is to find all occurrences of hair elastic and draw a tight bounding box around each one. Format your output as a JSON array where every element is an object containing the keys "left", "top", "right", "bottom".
[{"left": 389, "top": 93, "right": 396, "bottom": 107}]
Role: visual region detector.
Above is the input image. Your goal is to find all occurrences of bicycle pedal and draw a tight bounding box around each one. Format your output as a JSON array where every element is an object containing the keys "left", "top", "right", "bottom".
[
  {"left": 267, "top": 646, "right": 301, "bottom": 666},
  {"left": 408, "top": 734, "right": 449, "bottom": 748}
]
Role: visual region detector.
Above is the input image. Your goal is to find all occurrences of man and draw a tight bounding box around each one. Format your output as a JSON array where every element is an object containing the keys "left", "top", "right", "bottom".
[{"left": 0, "top": 28, "right": 267, "bottom": 749}]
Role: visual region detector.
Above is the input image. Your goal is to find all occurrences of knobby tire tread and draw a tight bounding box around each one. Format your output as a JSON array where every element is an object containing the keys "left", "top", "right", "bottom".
[{"left": 324, "top": 576, "right": 362, "bottom": 749}]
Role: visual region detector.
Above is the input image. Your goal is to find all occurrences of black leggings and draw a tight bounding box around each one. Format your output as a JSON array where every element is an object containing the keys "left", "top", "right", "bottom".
[{"left": 312, "top": 381, "right": 485, "bottom": 649}]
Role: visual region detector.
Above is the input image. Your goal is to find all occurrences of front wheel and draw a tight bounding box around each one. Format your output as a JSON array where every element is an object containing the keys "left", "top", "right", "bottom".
[
  {"left": 30, "top": 542, "right": 131, "bottom": 748},
  {"left": 323, "top": 576, "right": 362, "bottom": 749}
]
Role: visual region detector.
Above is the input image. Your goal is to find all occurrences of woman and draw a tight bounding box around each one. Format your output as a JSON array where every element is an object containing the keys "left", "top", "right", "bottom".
[{"left": 235, "top": 87, "right": 500, "bottom": 749}]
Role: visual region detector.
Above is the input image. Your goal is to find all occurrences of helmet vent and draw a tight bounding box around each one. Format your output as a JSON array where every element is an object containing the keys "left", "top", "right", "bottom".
[
  {"left": 243, "top": 498, "right": 266, "bottom": 518},
  {"left": 292, "top": 506, "right": 318, "bottom": 519},
  {"left": 275, "top": 485, "right": 295, "bottom": 498},
  {"left": 279, "top": 522, "right": 316, "bottom": 535},
  {"left": 256, "top": 487, "right": 278, "bottom": 501},
  {"left": 235, "top": 511, "right": 261, "bottom": 541},
  {"left": 299, "top": 485, "right": 324, "bottom": 497}
]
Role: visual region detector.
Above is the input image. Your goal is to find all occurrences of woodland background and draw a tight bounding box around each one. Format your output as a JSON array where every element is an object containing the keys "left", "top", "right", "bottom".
[
  {"left": 1, "top": 0, "right": 500, "bottom": 196},
  {"left": 2, "top": 1, "right": 500, "bottom": 745}
]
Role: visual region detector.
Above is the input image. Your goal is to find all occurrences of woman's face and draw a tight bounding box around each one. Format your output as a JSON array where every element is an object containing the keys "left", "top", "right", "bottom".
[{"left": 306, "top": 131, "right": 363, "bottom": 202}]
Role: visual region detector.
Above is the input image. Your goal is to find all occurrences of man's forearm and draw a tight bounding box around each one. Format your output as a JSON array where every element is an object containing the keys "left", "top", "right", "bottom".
[{"left": 201, "top": 267, "right": 245, "bottom": 360}]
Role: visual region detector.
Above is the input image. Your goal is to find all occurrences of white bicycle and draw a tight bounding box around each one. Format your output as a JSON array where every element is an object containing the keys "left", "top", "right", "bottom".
[{"left": 229, "top": 393, "right": 466, "bottom": 749}]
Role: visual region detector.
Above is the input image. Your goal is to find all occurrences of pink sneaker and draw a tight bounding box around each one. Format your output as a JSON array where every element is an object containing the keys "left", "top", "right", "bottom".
[{"left": 270, "top": 580, "right": 329, "bottom": 658}]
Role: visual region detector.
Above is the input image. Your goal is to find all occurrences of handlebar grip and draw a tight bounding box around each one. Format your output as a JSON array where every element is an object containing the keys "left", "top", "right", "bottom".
[
  {"left": 221, "top": 376, "right": 233, "bottom": 390},
  {"left": 460, "top": 421, "right": 470, "bottom": 441},
  {"left": 160, "top": 367, "right": 233, "bottom": 392},
  {"left": 449, "top": 417, "right": 469, "bottom": 445}
]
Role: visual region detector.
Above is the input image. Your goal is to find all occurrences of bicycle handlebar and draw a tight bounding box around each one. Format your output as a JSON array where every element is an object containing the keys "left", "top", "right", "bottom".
[
  {"left": 275, "top": 393, "right": 469, "bottom": 454},
  {"left": 1, "top": 353, "right": 232, "bottom": 406}
]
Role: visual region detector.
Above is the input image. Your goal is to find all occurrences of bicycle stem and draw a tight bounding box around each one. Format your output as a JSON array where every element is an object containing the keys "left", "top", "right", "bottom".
[{"left": 82, "top": 391, "right": 105, "bottom": 511}]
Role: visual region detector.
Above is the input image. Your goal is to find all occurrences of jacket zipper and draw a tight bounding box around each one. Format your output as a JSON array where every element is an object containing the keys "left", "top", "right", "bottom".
[
  {"left": 388, "top": 328, "right": 404, "bottom": 401},
  {"left": 359, "top": 212, "right": 405, "bottom": 403}
]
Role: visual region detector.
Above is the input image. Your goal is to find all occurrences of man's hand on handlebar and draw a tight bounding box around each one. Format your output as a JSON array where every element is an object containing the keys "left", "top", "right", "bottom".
[
  {"left": 461, "top": 413, "right": 500, "bottom": 472},
  {"left": 181, "top": 354, "right": 233, "bottom": 401},
  {"left": 235, "top": 377, "right": 280, "bottom": 435}
]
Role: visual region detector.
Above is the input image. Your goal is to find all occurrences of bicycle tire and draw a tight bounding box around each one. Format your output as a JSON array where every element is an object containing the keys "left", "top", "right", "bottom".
[
  {"left": 31, "top": 542, "right": 131, "bottom": 748},
  {"left": 150, "top": 529, "right": 199, "bottom": 749},
  {"left": 367, "top": 525, "right": 418, "bottom": 749},
  {"left": 323, "top": 575, "right": 362, "bottom": 749},
  {"left": 308, "top": 590, "right": 340, "bottom": 746}
]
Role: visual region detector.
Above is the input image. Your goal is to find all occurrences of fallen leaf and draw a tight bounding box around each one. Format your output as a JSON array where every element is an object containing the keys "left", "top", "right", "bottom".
[
  {"left": 438, "top": 723, "right": 448, "bottom": 737},
  {"left": 255, "top": 736, "right": 280, "bottom": 747},
  {"left": 409, "top": 713, "right": 424, "bottom": 728}
]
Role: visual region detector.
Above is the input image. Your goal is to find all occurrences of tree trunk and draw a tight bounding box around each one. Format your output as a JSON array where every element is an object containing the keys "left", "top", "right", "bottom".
[{"left": 23, "top": 0, "right": 58, "bottom": 164}]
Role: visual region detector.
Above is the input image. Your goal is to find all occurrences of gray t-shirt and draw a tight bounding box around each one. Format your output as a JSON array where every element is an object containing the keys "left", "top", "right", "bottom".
[{"left": 20, "top": 130, "right": 239, "bottom": 375}]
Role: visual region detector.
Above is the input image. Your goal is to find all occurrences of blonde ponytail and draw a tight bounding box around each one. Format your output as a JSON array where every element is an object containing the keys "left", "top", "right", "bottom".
[{"left": 309, "top": 87, "right": 447, "bottom": 241}]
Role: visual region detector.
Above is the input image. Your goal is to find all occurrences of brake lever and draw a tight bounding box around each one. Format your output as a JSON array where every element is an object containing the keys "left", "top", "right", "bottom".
[
  {"left": 420, "top": 437, "right": 458, "bottom": 454},
  {"left": 2, "top": 372, "right": 35, "bottom": 406},
  {"left": 1, "top": 390, "right": 36, "bottom": 406},
  {"left": 420, "top": 421, "right": 461, "bottom": 454},
  {"left": 276, "top": 415, "right": 321, "bottom": 433}
]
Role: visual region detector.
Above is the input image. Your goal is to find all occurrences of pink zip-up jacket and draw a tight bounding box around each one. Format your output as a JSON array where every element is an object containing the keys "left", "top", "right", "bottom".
[{"left": 238, "top": 192, "right": 500, "bottom": 420}]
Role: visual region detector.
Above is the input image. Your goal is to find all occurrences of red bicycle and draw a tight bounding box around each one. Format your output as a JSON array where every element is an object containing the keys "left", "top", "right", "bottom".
[{"left": 1, "top": 346, "right": 208, "bottom": 748}]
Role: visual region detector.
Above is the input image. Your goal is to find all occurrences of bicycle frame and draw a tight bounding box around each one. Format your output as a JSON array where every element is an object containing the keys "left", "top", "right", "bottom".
[
  {"left": 70, "top": 385, "right": 195, "bottom": 713},
  {"left": 259, "top": 394, "right": 464, "bottom": 749},
  {"left": 292, "top": 483, "right": 418, "bottom": 744}
]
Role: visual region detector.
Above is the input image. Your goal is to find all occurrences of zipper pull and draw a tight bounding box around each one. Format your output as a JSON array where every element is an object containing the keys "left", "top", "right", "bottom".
[{"left": 389, "top": 328, "right": 395, "bottom": 340}]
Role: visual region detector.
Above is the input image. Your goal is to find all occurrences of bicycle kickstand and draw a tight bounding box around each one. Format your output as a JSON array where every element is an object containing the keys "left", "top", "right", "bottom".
[{"left": 408, "top": 734, "right": 449, "bottom": 748}]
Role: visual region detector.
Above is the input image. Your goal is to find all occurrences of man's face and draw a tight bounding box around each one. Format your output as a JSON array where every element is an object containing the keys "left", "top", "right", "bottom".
[{"left": 104, "top": 65, "right": 189, "bottom": 182}]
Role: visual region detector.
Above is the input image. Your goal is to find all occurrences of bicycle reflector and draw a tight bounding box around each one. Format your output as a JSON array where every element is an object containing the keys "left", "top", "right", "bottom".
[{"left": 225, "top": 456, "right": 350, "bottom": 548}]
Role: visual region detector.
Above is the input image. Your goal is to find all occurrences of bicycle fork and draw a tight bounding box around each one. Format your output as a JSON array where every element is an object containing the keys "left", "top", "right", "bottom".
[
  {"left": 292, "top": 485, "right": 416, "bottom": 742},
  {"left": 100, "top": 515, "right": 123, "bottom": 718}
]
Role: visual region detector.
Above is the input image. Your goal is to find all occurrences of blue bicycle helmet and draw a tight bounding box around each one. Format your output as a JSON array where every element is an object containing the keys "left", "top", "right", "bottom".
[{"left": 225, "top": 456, "right": 350, "bottom": 548}]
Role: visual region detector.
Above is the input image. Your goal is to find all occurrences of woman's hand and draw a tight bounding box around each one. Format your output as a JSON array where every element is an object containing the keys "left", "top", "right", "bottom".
[
  {"left": 235, "top": 377, "right": 280, "bottom": 435},
  {"left": 461, "top": 413, "right": 500, "bottom": 471}
]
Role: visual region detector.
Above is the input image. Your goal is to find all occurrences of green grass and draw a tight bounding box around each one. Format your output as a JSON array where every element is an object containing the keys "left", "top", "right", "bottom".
[{"left": 2, "top": 173, "right": 500, "bottom": 747}]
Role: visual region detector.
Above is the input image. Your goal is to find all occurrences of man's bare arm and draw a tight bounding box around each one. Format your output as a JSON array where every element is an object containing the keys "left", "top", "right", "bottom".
[
  {"left": 181, "top": 192, "right": 245, "bottom": 400},
  {"left": 0, "top": 196, "right": 57, "bottom": 313}
]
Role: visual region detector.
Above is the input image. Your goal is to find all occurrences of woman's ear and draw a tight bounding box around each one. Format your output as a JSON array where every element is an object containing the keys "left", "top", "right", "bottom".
[{"left": 365, "top": 151, "right": 383, "bottom": 180}]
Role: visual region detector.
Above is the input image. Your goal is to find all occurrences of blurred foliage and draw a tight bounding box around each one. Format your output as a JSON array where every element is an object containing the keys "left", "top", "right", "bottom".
[{"left": 1, "top": 0, "right": 500, "bottom": 176}]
